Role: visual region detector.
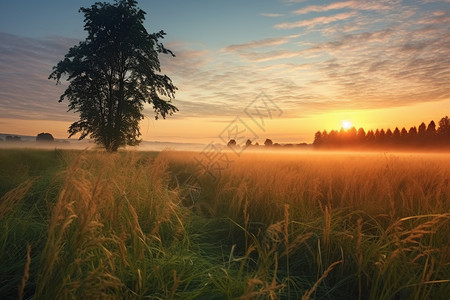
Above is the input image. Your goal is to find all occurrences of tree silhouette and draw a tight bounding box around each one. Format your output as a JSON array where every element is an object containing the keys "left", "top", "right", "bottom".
[
  {"left": 400, "top": 127, "right": 408, "bottom": 137},
  {"left": 227, "top": 139, "right": 237, "bottom": 147},
  {"left": 366, "top": 130, "right": 375, "bottom": 144},
  {"left": 426, "top": 120, "right": 437, "bottom": 143},
  {"left": 438, "top": 116, "right": 450, "bottom": 144},
  {"left": 357, "top": 128, "right": 366, "bottom": 143},
  {"left": 393, "top": 127, "right": 400, "bottom": 138},
  {"left": 313, "top": 131, "right": 322, "bottom": 146},
  {"left": 418, "top": 122, "right": 427, "bottom": 137},
  {"left": 36, "top": 133, "right": 54, "bottom": 142},
  {"left": 264, "top": 138, "right": 273, "bottom": 147},
  {"left": 49, "top": 0, "right": 178, "bottom": 152},
  {"left": 313, "top": 116, "right": 450, "bottom": 150},
  {"left": 385, "top": 128, "right": 393, "bottom": 142},
  {"left": 408, "top": 126, "right": 417, "bottom": 145}
]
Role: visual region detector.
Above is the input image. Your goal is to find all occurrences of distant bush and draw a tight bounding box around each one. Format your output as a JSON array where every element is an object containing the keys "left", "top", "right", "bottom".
[
  {"left": 227, "top": 139, "right": 237, "bottom": 147},
  {"left": 264, "top": 138, "right": 273, "bottom": 146},
  {"left": 36, "top": 133, "right": 54, "bottom": 142}
]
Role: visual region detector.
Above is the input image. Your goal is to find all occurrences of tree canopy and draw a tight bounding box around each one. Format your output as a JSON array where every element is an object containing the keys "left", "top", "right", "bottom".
[{"left": 49, "top": 0, "right": 178, "bottom": 152}]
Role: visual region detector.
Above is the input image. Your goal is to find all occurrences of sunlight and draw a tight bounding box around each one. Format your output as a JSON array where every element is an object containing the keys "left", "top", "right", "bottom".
[{"left": 341, "top": 120, "right": 353, "bottom": 130}]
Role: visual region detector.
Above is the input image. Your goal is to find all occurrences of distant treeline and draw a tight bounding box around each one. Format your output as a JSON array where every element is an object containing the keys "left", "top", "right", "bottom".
[
  {"left": 314, "top": 116, "right": 450, "bottom": 149},
  {"left": 227, "top": 138, "right": 309, "bottom": 149}
]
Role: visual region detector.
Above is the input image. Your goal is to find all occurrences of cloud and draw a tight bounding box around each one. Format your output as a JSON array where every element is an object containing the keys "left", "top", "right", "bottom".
[
  {"left": 188, "top": 1, "right": 448, "bottom": 118},
  {"left": 235, "top": 50, "right": 302, "bottom": 62},
  {"left": 299, "top": 16, "right": 450, "bottom": 108},
  {"left": 223, "top": 36, "right": 298, "bottom": 52},
  {"left": 293, "top": 1, "right": 391, "bottom": 15},
  {"left": 275, "top": 12, "right": 357, "bottom": 29},
  {"left": 0, "top": 32, "right": 79, "bottom": 121},
  {"left": 260, "top": 13, "right": 284, "bottom": 17},
  {"left": 2, "top": 0, "right": 449, "bottom": 129},
  {"left": 418, "top": 10, "right": 450, "bottom": 24},
  {"left": 222, "top": 2, "right": 449, "bottom": 115}
]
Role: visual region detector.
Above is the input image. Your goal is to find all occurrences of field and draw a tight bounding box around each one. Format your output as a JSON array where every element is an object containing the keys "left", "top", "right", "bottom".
[{"left": 0, "top": 149, "right": 449, "bottom": 299}]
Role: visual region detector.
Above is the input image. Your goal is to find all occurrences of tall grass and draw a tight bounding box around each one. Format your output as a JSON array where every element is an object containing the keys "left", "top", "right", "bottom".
[
  {"left": 163, "top": 150, "right": 450, "bottom": 299},
  {"left": 1, "top": 149, "right": 449, "bottom": 299}
]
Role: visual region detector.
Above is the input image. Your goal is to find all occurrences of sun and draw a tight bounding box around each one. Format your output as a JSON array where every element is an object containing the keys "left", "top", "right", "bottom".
[{"left": 341, "top": 120, "right": 353, "bottom": 130}]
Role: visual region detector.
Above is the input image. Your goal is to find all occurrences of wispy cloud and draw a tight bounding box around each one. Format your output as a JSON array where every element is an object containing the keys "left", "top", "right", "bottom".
[
  {"left": 260, "top": 12, "right": 284, "bottom": 17},
  {"left": 217, "top": 1, "right": 450, "bottom": 115},
  {"left": 234, "top": 50, "right": 302, "bottom": 63},
  {"left": 275, "top": 12, "right": 357, "bottom": 29},
  {"left": 0, "top": 32, "right": 78, "bottom": 121},
  {"left": 293, "top": 1, "right": 391, "bottom": 15},
  {"left": 223, "top": 35, "right": 299, "bottom": 52},
  {"left": 2, "top": 0, "right": 449, "bottom": 129},
  {"left": 417, "top": 10, "right": 450, "bottom": 24}
]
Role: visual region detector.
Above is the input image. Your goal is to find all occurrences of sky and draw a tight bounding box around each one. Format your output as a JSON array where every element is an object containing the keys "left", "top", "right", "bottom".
[{"left": 1, "top": 0, "right": 450, "bottom": 144}]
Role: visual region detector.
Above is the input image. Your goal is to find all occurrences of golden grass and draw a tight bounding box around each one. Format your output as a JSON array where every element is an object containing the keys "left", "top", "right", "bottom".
[
  {"left": 0, "top": 180, "right": 35, "bottom": 219},
  {"left": 1, "top": 149, "right": 449, "bottom": 299},
  {"left": 30, "top": 151, "right": 186, "bottom": 299},
  {"left": 163, "top": 150, "right": 450, "bottom": 298},
  {"left": 301, "top": 259, "right": 344, "bottom": 300},
  {"left": 162, "top": 151, "right": 450, "bottom": 218},
  {"left": 18, "top": 244, "right": 31, "bottom": 300}
]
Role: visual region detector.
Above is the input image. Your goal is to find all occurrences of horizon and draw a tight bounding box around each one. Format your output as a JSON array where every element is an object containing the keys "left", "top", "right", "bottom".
[{"left": 1, "top": 0, "right": 450, "bottom": 145}]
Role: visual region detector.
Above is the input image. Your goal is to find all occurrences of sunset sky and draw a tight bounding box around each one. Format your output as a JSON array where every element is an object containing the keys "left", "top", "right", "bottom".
[{"left": 1, "top": 0, "right": 449, "bottom": 144}]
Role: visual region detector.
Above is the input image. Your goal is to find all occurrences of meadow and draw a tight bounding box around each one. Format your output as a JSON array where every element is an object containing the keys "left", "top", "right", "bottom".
[{"left": 0, "top": 148, "right": 449, "bottom": 299}]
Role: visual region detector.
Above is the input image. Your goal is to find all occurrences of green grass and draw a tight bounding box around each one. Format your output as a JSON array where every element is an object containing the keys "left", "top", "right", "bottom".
[{"left": 0, "top": 149, "right": 449, "bottom": 299}]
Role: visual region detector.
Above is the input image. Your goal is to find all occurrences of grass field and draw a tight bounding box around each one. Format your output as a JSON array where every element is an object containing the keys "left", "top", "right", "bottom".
[{"left": 0, "top": 149, "right": 449, "bottom": 299}]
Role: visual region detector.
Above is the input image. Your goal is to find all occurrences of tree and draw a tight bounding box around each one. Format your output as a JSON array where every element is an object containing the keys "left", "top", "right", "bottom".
[
  {"left": 438, "top": 116, "right": 450, "bottom": 145},
  {"left": 49, "top": 0, "right": 178, "bottom": 152},
  {"left": 408, "top": 126, "right": 418, "bottom": 142},
  {"left": 36, "top": 132, "right": 54, "bottom": 142},
  {"left": 427, "top": 120, "right": 436, "bottom": 134},
  {"left": 379, "top": 129, "right": 386, "bottom": 143},
  {"left": 400, "top": 127, "right": 408, "bottom": 137},
  {"left": 357, "top": 128, "right": 366, "bottom": 144},
  {"left": 408, "top": 126, "right": 417, "bottom": 135},
  {"left": 227, "top": 139, "right": 237, "bottom": 147},
  {"left": 418, "top": 122, "right": 427, "bottom": 136},
  {"left": 346, "top": 127, "right": 357, "bottom": 145},
  {"left": 264, "top": 139, "right": 273, "bottom": 147},
  {"left": 328, "top": 130, "right": 338, "bottom": 146},
  {"left": 366, "top": 130, "right": 375, "bottom": 144},
  {"left": 385, "top": 128, "right": 393, "bottom": 139},
  {"left": 313, "top": 131, "right": 323, "bottom": 147},
  {"left": 374, "top": 129, "right": 381, "bottom": 143}
]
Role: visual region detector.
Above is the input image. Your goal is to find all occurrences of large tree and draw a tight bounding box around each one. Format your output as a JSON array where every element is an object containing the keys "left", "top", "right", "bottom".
[{"left": 50, "top": 0, "right": 178, "bottom": 152}]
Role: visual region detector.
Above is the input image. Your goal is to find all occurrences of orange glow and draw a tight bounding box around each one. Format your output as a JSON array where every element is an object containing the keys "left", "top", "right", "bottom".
[{"left": 1, "top": 98, "right": 449, "bottom": 145}]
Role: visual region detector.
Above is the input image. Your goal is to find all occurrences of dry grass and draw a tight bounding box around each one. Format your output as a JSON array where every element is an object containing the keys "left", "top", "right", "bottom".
[
  {"left": 163, "top": 150, "right": 450, "bottom": 298},
  {"left": 163, "top": 151, "right": 450, "bottom": 216},
  {"left": 1, "top": 149, "right": 449, "bottom": 299}
]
